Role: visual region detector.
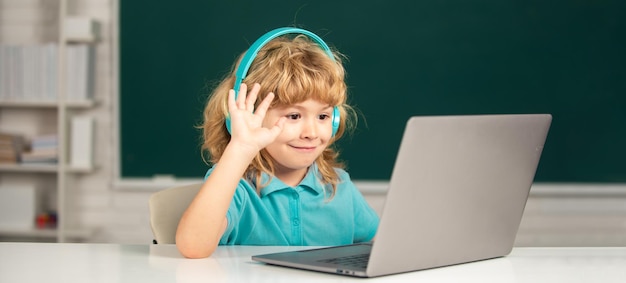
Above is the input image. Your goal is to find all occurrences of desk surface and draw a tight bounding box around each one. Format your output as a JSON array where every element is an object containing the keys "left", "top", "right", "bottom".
[{"left": 0, "top": 243, "right": 624, "bottom": 282}]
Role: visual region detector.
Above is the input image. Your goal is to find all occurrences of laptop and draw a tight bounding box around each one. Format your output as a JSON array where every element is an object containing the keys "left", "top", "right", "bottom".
[{"left": 252, "top": 114, "right": 552, "bottom": 277}]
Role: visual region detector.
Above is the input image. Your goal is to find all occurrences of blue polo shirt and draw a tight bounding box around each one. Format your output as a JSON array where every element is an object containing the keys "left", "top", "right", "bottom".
[{"left": 204, "top": 164, "right": 379, "bottom": 246}]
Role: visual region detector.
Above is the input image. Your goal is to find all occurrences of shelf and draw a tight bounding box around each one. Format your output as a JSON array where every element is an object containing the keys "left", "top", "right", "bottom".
[
  {"left": 0, "top": 227, "right": 57, "bottom": 238},
  {"left": 0, "top": 227, "right": 93, "bottom": 240},
  {"left": 0, "top": 163, "right": 94, "bottom": 173},
  {"left": 0, "top": 163, "right": 58, "bottom": 173},
  {"left": 0, "top": 100, "right": 96, "bottom": 108}
]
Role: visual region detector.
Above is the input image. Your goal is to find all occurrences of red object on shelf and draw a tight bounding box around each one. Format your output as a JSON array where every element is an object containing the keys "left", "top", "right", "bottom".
[
  {"left": 36, "top": 213, "right": 49, "bottom": 229},
  {"left": 35, "top": 212, "right": 57, "bottom": 229}
]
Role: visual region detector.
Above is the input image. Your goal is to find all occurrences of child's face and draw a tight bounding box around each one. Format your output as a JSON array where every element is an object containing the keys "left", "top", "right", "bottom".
[{"left": 262, "top": 99, "right": 334, "bottom": 179}]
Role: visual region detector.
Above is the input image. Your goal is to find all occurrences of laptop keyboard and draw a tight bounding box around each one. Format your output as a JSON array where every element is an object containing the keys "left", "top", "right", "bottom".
[{"left": 317, "top": 253, "right": 370, "bottom": 269}]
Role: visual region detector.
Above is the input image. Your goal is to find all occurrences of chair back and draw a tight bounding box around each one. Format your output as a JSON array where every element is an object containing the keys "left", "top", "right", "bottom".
[{"left": 149, "top": 183, "right": 202, "bottom": 244}]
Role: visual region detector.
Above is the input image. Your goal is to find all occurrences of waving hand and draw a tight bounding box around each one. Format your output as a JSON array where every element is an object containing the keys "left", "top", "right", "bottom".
[{"left": 227, "top": 83, "right": 285, "bottom": 154}]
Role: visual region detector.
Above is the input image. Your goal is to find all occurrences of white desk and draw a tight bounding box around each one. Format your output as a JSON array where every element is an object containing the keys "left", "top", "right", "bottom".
[{"left": 0, "top": 243, "right": 624, "bottom": 282}]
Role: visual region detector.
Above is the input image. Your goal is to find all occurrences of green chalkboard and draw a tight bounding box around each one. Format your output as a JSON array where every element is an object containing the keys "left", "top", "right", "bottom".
[{"left": 120, "top": 0, "right": 626, "bottom": 182}]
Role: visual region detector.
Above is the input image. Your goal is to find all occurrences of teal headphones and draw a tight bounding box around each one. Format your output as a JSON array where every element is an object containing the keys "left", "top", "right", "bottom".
[{"left": 225, "top": 27, "right": 341, "bottom": 137}]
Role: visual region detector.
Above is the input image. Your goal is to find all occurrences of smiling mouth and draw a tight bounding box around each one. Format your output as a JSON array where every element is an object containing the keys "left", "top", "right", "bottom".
[{"left": 291, "top": 145, "right": 316, "bottom": 151}]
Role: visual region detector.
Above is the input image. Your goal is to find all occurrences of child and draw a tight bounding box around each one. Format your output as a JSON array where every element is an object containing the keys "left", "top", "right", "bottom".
[{"left": 176, "top": 28, "right": 379, "bottom": 258}]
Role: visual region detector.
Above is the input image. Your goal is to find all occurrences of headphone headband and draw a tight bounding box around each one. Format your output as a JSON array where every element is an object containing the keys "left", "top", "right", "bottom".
[
  {"left": 233, "top": 27, "right": 335, "bottom": 95},
  {"left": 227, "top": 27, "right": 341, "bottom": 137}
]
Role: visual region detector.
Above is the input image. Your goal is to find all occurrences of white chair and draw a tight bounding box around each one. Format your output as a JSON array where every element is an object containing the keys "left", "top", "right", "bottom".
[{"left": 148, "top": 183, "right": 202, "bottom": 244}]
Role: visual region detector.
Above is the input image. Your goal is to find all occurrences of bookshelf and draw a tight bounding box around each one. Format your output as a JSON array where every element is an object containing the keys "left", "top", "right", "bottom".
[{"left": 0, "top": 0, "right": 96, "bottom": 242}]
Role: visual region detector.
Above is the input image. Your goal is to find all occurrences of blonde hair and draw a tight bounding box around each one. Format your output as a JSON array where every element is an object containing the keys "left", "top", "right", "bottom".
[{"left": 201, "top": 33, "right": 356, "bottom": 197}]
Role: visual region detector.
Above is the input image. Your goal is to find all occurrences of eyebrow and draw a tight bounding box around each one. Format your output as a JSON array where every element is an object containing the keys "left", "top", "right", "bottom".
[{"left": 282, "top": 103, "right": 333, "bottom": 112}]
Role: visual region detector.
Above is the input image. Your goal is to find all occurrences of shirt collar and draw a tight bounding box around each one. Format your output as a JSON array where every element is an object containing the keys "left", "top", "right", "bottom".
[{"left": 259, "top": 163, "right": 325, "bottom": 197}]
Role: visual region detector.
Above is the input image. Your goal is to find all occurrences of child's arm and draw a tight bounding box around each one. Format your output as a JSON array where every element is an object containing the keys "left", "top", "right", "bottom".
[
  {"left": 176, "top": 83, "right": 284, "bottom": 258},
  {"left": 175, "top": 145, "right": 253, "bottom": 258}
]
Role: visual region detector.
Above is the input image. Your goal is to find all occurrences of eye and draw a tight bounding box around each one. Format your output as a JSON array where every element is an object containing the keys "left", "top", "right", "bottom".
[
  {"left": 318, "top": 114, "right": 330, "bottom": 120},
  {"left": 286, "top": 113, "right": 301, "bottom": 120}
]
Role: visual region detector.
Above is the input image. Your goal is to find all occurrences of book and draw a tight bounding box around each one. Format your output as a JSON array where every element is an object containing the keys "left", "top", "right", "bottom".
[
  {"left": 69, "top": 116, "right": 94, "bottom": 169},
  {"left": 0, "top": 132, "right": 25, "bottom": 164},
  {"left": 21, "top": 134, "right": 58, "bottom": 164},
  {"left": 0, "top": 43, "right": 92, "bottom": 102}
]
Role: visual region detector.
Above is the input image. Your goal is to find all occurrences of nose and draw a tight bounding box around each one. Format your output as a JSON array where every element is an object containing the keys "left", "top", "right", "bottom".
[{"left": 300, "top": 118, "right": 318, "bottom": 139}]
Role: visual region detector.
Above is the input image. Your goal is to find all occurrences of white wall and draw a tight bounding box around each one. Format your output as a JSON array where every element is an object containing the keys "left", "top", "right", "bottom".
[{"left": 1, "top": 0, "right": 625, "bottom": 246}]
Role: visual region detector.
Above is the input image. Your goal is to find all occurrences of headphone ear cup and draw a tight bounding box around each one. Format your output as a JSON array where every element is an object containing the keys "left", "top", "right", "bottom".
[{"left": 331, "top": 106, "right": 341, "bottom": 137}]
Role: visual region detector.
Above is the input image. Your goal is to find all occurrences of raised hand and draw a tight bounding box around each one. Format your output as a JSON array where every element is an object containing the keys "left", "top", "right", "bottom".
[{"left": 227, "top": 83, "right": 285, "bottom": 154}]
